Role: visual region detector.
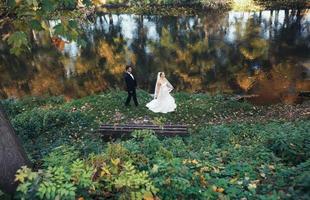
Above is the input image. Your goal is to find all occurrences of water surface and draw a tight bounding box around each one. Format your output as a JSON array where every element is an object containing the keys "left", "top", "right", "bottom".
[{"left": 1, "top": 9, "right": 309, "bottom": 104}]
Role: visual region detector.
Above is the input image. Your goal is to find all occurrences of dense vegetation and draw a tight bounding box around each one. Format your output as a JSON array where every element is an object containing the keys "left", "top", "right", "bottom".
[
  {"left": 1, "top": 0, "right": 309, "bottom": 199},
  {"left": 101, "top": 0, "right": 309, "bottom": 7},
  {"left": 0, "top": 91, "right": 309, "bottom": 199},
  {"left": 103, "top": 0, "right": 231, "bottom": 8}
]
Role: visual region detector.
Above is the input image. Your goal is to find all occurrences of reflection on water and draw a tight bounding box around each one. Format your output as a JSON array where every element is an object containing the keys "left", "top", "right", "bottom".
[{"left": 0, "top": 9, "right": 310, "bottom": 104}]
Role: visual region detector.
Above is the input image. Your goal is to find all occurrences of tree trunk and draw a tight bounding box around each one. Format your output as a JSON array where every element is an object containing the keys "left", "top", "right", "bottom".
[{"left": 0, "top": 104, "right": 30, "bottom": 194}]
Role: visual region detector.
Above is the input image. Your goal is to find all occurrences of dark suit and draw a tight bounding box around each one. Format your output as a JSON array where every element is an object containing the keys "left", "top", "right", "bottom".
[{"left": 124, "top": 72, "right": 138, "bottom": 106}]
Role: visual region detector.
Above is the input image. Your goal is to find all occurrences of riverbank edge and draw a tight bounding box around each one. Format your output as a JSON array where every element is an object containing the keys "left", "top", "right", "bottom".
[
  {"left": 95, "top": 1, "right": 310, "bottom": 11},
  {"left": 91, "top": 1, "right": 310, "bottom": 16}
]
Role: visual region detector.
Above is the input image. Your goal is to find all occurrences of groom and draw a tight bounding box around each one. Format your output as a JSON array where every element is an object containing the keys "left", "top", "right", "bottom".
[{"left": 124, "top": 65, "right": 138, "bottom": 107}]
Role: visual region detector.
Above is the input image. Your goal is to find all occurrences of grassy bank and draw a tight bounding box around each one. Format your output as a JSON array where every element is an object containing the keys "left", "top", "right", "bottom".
[
  {"left": 99, "top": 0, "right": 309, "bottom": 8},
  {"left": 0, "top": 91, "right": 309, "bottom": 199},
  {"left": 100, "top": 0, "right": 231, "bottom": 8},
  {"left": 2, "top": 90, "right": 309, "bottom": 127}
]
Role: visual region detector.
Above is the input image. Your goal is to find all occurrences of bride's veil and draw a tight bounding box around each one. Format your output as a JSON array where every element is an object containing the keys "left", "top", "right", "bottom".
[
  {"left": 153, "top": 72, "right": 174, "bottom": 99},
  {"left": 153, "top": 72, "right": 161, "bottom": 99}
]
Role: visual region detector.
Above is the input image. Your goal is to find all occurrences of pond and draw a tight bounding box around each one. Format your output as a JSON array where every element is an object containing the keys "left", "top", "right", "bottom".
[{"left": 0, "top": 9, "right": 309, "bottom": 104}]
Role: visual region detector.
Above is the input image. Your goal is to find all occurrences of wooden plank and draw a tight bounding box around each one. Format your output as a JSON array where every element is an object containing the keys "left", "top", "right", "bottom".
[
  {"left": 299, "top": 91, "right": 310, "bottom": 97},
  {"left": 101, "top": 124, "right": 188, "bottom": 128},
  {"left": 100, "top": 130, "right": 188, "bottom": 134},
  {"left": 100, "top": 124, "right": 188, "bottom": 128},
  {"left": 98, "top": 124, "right": 189, "bottom": 139},
  {"left": 99, "top": 127, "right": 187, "bottom": 131},
  {"left": 100, "top": 124, "right": 188, "bottom": 126},
  {"left": 97, "top": 124, "right": 189, "bottom": 139}
]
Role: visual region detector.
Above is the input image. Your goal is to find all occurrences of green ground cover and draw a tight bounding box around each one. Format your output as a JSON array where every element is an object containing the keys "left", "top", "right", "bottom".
[{"left": 1, "top": 90, "right": 309, "bottom": 199}]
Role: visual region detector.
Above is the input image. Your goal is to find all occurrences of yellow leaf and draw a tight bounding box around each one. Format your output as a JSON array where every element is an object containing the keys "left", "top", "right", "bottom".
[
  {"left": 260, "top": 173, "right": 266, "bottom": 178},
  {"left": 200, "top": 175, "right": 208, "bottom": 187},
  {"left": 15, "top": 173, "right": 26, "bottom": 183},
  {"left": 216, "top": 187, "right": 225, "bottom": 193},
  {"left": 212, "top": 185, "right": 225, "bottom": 193},
  {"left": 229, "top": 177, "right": 238, "bottom": 184},
  {"left": 111, "top": 158, "right": 120, "bottom": 166},
  {"left": 143, "top": 191, "right": 155, "bottom": 200},
  {"left": 100, "top": 166, "right": 110, "bottom": 176},
  {"left": 192, "top": 159, "right": 199, "bottom": 164},
  {"left": 212, "top": 185, "right": 217, "bottom": 192},
  {"left": 248, "top": 183, "right": 257, "bottom": 190}
]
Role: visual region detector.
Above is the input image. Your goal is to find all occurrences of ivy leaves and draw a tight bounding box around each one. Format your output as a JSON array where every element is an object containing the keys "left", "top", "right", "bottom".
[
  {"left": 41, "top": 0, "right": 58, "bottom": 12},
  {"left": 29, "top": 19, "right": 44, "bottom": 31},
  {"left": 6, "top": 20, "right": 82, "bottom": 56},
  {"left": 54, "top": 20, "right": 79, "bottom": 41},
  {"left": 6, "top": 0, "right": 17, "bottom": 8},
  {"left": 26, "top": 0, "right": 39, "bottom": 8},
  {"left": 3, "top": 0, "right": 92, "bottom": 56},
  {"left": 7, "top": 31, "right": 29, "bottom": 55}
]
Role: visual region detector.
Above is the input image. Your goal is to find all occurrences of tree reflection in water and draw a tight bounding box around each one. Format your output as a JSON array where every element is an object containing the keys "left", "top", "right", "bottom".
[{"left": 0, "top": 9, "right": 309, "bottom": 104}]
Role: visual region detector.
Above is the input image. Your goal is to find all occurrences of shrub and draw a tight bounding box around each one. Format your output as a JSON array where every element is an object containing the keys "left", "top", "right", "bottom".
[
  {"left": 15, "top": 148, "right": 159, "bottom": 200},
  {"left": 11, "top": 108, "right": 95, "bottom": 162},
  {"left": 132, "top": 129, "right": 156, "bottom": 140},
  {"left": 15, "top": 162, "right": 95, "bottom": 200},
  {"left": 13, "top": 120, "right": 310, "bottom": 199},
  {"left": 42, "top": 145, "right": 80, "bottom": 168},
  {"left": 265, "top": 121, "right": 310, "bottom": 165},
  {"left": 0, "top": 96, "right": 65, "bottom": 118},
  {"left": 90, "top": 155, "right": 159, "bottom": 200},
  {"left": 264, "top": 159, "right": 310, "bottom": 199},
  {"left": 12, "top": 109, "right": 93, "bottom": 140},
  {"left": 0, "top": 190, "right": 10, "bottom": 200}
]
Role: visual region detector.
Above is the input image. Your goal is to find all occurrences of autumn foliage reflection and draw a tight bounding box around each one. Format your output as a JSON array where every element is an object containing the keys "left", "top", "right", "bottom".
[{"left": 0, "top": 10, "right": 309, "bottom": 104}]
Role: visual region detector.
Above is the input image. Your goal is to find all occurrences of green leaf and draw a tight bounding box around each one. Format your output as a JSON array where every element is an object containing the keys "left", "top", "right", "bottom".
[
  {"left": 77, "top": 38, "right": 86, "bottom": 48},
  {"left": 62, "top": 0, "right": 76, "bottom": 8},
  {"left": 82, "top": 0, "right": 91, "bottom": 7},
  {"left": 68, "top": 20, "right": 78, "bottom": 29},
  {"left": 41, "top": 0, "right": 57, "bottom": 12},
  {"left": 30, "top": 19, "right": 44, "bottom": 31},
  {"left": 6, "top": 0, "right": 16, "bottom": 8},
  {"left": 26, "top": 0, "right": 38, "bottom": 7},
  {"left": 7, "top": 31, "right": 29, "bottom": 55},
  {"left": 53, "top": 23, "right": 66, "bottom": 36}
]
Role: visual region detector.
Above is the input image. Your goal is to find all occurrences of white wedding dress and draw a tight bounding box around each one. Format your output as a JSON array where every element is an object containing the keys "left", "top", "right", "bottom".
[{"left": 146, "top": 81, "right": 177, "bottom": 113}]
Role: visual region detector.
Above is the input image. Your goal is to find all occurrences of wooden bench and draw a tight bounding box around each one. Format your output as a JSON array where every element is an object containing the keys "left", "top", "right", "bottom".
[
  {"left": 98, "top": 124, "right": 189, "bottom": 139},
  {"left": 299, "top": 91, "right": 310, "bottom": 98}
]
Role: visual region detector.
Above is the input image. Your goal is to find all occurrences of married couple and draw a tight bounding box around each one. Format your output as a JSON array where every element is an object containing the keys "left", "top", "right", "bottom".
[{"left": 124, "top": 65, "right": 176, "bottom": 113}]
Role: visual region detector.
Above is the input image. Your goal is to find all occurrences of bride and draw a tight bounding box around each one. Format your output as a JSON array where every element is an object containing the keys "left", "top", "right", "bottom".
[{"left": 146, "top": 72, "right": 177, "bottom": 113}]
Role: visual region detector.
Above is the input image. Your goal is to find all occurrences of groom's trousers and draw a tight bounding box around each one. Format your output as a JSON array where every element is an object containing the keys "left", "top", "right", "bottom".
[{"left": 125, "top": 90, "right": 138, "bottom": 106}]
